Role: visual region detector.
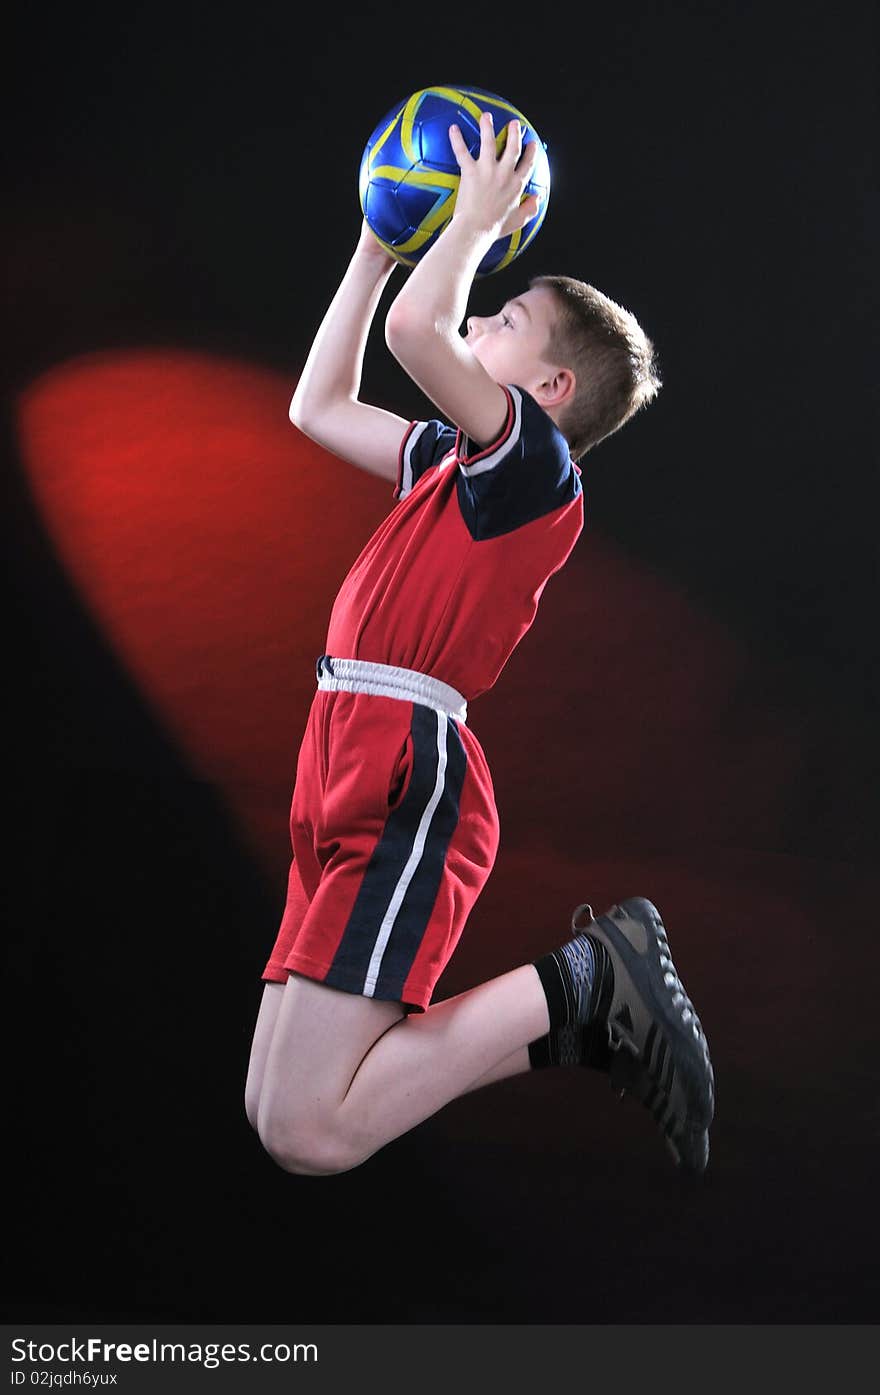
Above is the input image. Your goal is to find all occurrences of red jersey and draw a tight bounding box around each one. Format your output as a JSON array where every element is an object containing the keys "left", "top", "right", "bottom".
[{"left": 324, "top": 383, "right": 584, "bottom": 703}]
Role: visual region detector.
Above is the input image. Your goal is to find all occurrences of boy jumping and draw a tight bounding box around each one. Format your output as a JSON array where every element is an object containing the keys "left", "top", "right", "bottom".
[{"left": 245, "top": 112, "right": 715, "bottom": 1177}]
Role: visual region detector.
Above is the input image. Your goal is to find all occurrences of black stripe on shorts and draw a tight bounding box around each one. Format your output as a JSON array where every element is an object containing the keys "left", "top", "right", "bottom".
[{"left": 323, "top": 704, "right": 467, "bottom": 1004}]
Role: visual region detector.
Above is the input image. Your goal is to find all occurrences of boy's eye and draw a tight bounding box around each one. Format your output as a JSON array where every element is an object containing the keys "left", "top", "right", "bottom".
[{"left": 501, "top": 313, "right": 513, "bottom": 328}]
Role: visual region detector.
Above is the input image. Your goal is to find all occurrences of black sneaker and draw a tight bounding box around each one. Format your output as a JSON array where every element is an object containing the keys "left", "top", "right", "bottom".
[{"left": 577, "top": 897, "right": 715, "bottom": 1174}]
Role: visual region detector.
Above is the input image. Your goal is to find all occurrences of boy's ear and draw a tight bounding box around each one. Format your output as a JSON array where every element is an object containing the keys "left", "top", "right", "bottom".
[{"left": 533, "top": 367, "right": 576, "bottom": 410}]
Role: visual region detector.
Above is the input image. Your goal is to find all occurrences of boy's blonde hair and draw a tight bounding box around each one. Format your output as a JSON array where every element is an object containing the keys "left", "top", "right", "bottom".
[{"left": 530, "top": 274, "right": 663, "bottom": 461}]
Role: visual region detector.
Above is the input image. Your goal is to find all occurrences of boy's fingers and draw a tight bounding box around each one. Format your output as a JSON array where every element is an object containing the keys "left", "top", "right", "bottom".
[
  {"left": 504, "top": 118, "right": 522, "bottom": 162},
  {"left": 448, "top": 123, "right": 469, "bottom": 166},
  {"left": 517, "top": 138, "right": 539, "bottom": 177},
  {"left": 478, "top": 109, "right": 495, "bottom": 160},
  {"left": 499, "top": 192, "right": 541, "bottom": 237}
]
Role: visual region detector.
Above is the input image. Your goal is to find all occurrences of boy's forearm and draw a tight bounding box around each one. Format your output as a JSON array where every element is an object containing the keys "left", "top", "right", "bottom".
[
  {"left": 386, "top": 217, "right": 494, "bottom": 338},
  {"left": 290, "top": 246, "right": 397, "bottom": 425}
]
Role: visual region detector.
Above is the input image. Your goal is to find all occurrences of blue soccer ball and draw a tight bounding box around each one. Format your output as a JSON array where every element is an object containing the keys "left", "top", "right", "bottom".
[{"left": 358, "top": 84, "right": 551, "bottom": 277}]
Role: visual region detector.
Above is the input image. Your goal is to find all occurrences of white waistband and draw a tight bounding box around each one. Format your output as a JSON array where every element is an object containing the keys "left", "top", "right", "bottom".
[{"left": 315, "top": 655, "right": 468, "bottom": 724}]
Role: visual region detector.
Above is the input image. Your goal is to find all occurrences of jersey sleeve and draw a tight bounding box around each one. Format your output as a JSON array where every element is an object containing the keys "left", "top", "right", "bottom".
[
  {"left": 393, "top": 419, "right": 458, "bottom": 500},
  {"left": 453, "top": 384, "right": 582, "bottom": 540}
]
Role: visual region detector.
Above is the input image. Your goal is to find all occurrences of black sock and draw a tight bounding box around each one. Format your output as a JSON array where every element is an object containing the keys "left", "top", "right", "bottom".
[
  {"left": 529, "top": 925, "right": 612, "bottom": 1069},
  {"left": 528, "top": 1022, "right": 584, "bottom": 1068}
]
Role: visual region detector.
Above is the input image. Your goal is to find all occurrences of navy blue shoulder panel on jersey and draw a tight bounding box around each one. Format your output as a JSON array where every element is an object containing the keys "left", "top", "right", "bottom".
[
  {"left": 394, "top": 419, "right": 458, "bottom": 500},
  {"left": 453, "top": 385, "right": 582, "bottom": 541}
]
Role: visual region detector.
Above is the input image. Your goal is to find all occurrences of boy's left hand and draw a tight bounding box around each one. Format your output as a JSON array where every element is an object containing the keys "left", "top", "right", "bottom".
[
  {"left": 355, "top": 216, "right": 399, "bottom": 270},
  {"left": 448, "top": 112, "right": 540, "bottom": 239}
]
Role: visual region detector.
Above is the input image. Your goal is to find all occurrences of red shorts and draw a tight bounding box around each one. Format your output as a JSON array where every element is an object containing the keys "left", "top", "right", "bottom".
[{"left": 262, "top": 687, "right": 500, "bottom": 1012}]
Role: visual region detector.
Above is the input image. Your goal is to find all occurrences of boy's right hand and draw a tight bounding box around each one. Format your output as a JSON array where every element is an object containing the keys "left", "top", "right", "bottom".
[{"left": 448, "top": 113, "right": 539, "bottom": 241}]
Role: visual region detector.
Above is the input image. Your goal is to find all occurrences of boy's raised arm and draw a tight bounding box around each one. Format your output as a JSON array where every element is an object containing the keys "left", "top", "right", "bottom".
[
  {"left": 384, "top": 113, "right": 539, "bottom": 448},
  {"left": 289, "top": 223, "right": 410, "bottom": 483}
]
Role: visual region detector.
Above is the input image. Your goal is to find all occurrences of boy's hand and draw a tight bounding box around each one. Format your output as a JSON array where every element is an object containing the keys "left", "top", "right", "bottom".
[
  {"left": 356, "top": 217, "right": 399, "bottom": 270},
  {"left": 448, "top": 113, "right": 540, "bottom": 240}
]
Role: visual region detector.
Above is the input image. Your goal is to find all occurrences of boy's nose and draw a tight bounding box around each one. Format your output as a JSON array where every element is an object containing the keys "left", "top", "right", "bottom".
[{"left": 466, "top": 316, "right": 482, "bottom": 337}]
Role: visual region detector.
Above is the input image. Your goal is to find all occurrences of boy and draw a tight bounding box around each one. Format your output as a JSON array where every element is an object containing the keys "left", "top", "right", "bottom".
[{"left": 245, "top": 112, "right": 715, "bottom": 1177}]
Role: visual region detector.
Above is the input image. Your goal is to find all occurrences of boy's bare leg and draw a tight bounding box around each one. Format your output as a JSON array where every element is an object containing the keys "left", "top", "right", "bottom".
[
  {"left": 244, "top": 982, "right": 285, "bottom": 1131},
  {"left": 245, "top": 984, "right": 529, "bottom": 1133},
  {"left": 256, "top": 965, "right": 548, "bottom": 1175},
  {"left": 459, "top": 1045, "right": 531, "bottom": 1094}
]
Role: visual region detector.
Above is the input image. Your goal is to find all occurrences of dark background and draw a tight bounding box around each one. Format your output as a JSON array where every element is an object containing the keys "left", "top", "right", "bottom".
[{"left": 4, "top": 0, "right": 878, "bottom": 1324}]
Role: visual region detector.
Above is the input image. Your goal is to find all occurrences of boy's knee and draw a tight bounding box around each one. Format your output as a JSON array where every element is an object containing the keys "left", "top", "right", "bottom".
[
  {"left": 244, "top": 1085, "right": 261, "bottom": 1135},
  {"left": 257, "top": 1115, "right": 365, "bottom": 1177}
]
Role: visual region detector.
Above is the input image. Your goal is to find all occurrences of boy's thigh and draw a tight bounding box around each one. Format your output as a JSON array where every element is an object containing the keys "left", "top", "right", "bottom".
[
  {"left": 260, "top": 971, "right": 405, "bottom": 1119},
  {"left": 245, "top": 981, "right": 285, "bottom": 1127}
]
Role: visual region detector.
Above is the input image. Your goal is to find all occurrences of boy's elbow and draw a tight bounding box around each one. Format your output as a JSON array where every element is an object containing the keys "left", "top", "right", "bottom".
[
  {"left": 289, "top": 391, "right": 319, "bottom": 434},
  {"left": 289, "top": 403, "right": 320, "bottom": 444},
  {"left": 384, "top": 301, "right": 410, "bottom": 356},
  {"left": 288, "top": 390, "right": 304, "bottom": 427},
  {"left": 385, "top": 301, "right": 436, "bottom": 362}
]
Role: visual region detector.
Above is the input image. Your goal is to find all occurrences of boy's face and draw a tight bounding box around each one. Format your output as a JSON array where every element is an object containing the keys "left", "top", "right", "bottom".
[{"left": 463, "top": 285, "right": 561, "bottom": 393}]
